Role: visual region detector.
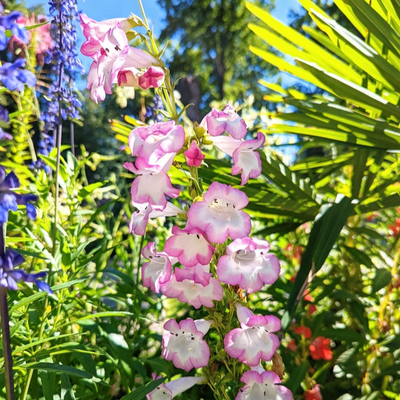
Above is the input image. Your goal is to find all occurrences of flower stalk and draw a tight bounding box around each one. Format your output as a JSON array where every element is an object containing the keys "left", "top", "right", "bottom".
[{"left": 0, "top": 223, "right": 15, "bottom": 400}]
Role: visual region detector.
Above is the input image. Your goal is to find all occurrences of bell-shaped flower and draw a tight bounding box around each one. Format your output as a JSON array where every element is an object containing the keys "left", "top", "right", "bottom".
[
  {"left": 184, "top": 140, "right": 205, "bottom": 167},
  {"left": 141, "top": 242, "right": 176, "bottom": 293},
  {"left": 161, "top": 267, "right": 223, "bottom": 309},
  {"left": 86, "top": 24, "right": 159, "bottom": 103},
  {"left": 79, "top": 14, "right": 131, "bottom": 58},
  {"left": 212, "top": 132, "right": 265, "bottom": 186},
  {"left": 200, "top": 105, "right": 247, "bottom": 139},
  {"left": 125, "top": 159, "right": 180, "bottom": 211},
  {"left": 139, "top": 66, "right": 165, "bottom": 89},
  {"left": 147, "top": 373, "right": 203, "bottom": 400},
  {"left": 186, "top": 181, "right": 251, "bottom": 243},
  {"left": 304, "top": 385, "right": 323, "bottom": 400},
  {"left": 217, "top": 237, "right": 280, "bottom": 294},
  {"left": 128, "top": 121, "right": 185, "bottom": 169},
  {"left": 175, "top": 263, "right": 213, "bottom": 287},
  {"left": 164, "top": 226, "right": 214, "bottom": 268},
  {"left": 236, "top": 366, "right": 293, "bottom": 400},
  {"left": 162, "top": 318, "right": 211, "bottom": 371},
  {"left": 224, "top": 304, "right": 281, "bottom": 366},
  {"left": 129, "top": 201, "right": 184, "bottom": 236}
]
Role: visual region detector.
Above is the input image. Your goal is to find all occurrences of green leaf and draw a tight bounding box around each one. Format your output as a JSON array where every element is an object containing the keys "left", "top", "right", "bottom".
[
  {"left": 372, "top": 269, "right": 392, "bottom": 292},
  {"left": 285, "top": 361, "right": 309, "bottom": 393},
  {"left": 77, "top": 182, "right": 107, "bottom": 202},
  {"left": 40, "top": 370, "right": 56, "bottom": 400},
  {"left": 282, "top": 196, "right": 354, "bottom": 331},
  {"left": 120, "top": 378, "right": 166, "bottom": 400},
  {"left": 61, "top": 373, "right": 76, "bottom": 400}
]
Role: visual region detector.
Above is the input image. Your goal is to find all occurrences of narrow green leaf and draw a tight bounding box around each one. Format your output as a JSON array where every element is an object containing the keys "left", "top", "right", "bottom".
[{"left": 282, "top": 196, "right": 354, "bottom": 331}]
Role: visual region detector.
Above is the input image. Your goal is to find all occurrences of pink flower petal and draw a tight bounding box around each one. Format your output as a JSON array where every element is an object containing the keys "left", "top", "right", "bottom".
[
  {"left": 162, "top": 318, "right": 210, "bottom": 372},
  {"left": 161, "top": 274, "right": 223, "bottom": 309},
  {"left": 164, "top": 226, "right": 214, "bottom": 267},
  {"left": 184, "top": 141, "right": 205, "bottom": 167},
  {"left": 141, "top": 243, "right": 173, "bottom": 293}
]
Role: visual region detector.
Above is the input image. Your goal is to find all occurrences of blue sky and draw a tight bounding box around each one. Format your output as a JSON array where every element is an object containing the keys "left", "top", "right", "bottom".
[{"left": 23, "top": 0, "right": 304, "bottom": 82}]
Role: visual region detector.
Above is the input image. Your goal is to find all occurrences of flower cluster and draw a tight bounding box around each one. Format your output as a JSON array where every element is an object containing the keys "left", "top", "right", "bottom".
[
  {"left": 0, "top": 5, "right": 29, "bottom": 50},
  {"left": 121, "top": 103, "right": 293, "bottom": 399},
  {"left": 0, "top": 165, "right": 37, "bottom": 223},
  {"left": 0, "top": 58, "right": 36, "bottom": 93},
  {"left": 79, "top": 15, "right": 164, "bottom": 103},
  {"left": 0, "top": 248, "right": 51, "bottom": 293},
  {"left": 41, "top": 0, "right": 83, "bottom": 135}
]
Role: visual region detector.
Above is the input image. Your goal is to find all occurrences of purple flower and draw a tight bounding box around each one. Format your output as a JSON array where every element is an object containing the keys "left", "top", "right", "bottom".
[
  {"left": 0, "top": 58, "right": 36, "bottom": 92},
  {"left": 0, "top": 128, "right": 12, "bottom": 141},
  {"left": 162, "top": 318, "right": 211, "bottom": 372},
  {"left": 145, "top": 94, "right": 164, "bottom": 123},
  {"left": 0, "top": 105, "right": 9, "bottom": 123},
  {"left": 0, "top": 248, "right": 52, "bottom": 293},
  {"left": 217, "top": 237, "right": 280, "bottom": 294},
  {"left": 186, "top": 182, "right": 251, "bottom": 243},
  {"left": 224, "top": 304, "right": 281, "bottom": 366},
  {"left": 0, "top": 166, "right": 37, "bottom": 223},
  {"left": 42, "top": 0, "right": 84, "bottom": 134},
  {"left": 0, "top": 9, "right": 29, "bottom": 50}
]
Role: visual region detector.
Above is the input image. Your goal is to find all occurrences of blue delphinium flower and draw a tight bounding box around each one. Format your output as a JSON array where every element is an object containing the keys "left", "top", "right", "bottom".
[
  {"left": 0, "top": 105, "right": 9, "bottom": 123},
  {"left": 0, "top": 166, "right": 37, "bottom": 223},
  {"left": 0, "top": 248, "right": 52, "bottom": 293},
  {"left": 29, "top": 133, "right": 54, "bottom": 173},
  {"left": 145, "top": 94, "right": 164, "bottom": 123},
  {"left": 0, "top": 5, "right": 29, "bottom": 51},
  {"left": 41, "top": 0, "right": 83, "bottom": 135},
  {"left": 0, "top": 58, "right": 36, "bottom": 92}
]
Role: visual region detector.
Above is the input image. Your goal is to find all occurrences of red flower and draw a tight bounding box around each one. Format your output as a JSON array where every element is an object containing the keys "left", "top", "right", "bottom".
[
  {"left": 389, "top": 218, "right": 400, "bottom": 236},
  {"left": 304, "top": 385, "right": 323, "bottom": 400},
  {"left": 287, "top": 338, "right": 297, "bottom": 352},
  {"left": 294, "top": 326, "right": 312, "bottom": 339},
  {"left": 304, "top": 289, "right": 314, "bottom": 303},
  {"left": 307, "top": 304, "right": 317, "bottom": 316},
  {"left": 309, "top": 337, "right": 332, "bottom": 360}
]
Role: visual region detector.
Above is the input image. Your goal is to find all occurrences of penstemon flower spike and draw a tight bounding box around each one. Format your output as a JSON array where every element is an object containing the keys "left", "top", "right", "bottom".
[{"left": 79, "top": 2, "right": 294, "bottom": 398}]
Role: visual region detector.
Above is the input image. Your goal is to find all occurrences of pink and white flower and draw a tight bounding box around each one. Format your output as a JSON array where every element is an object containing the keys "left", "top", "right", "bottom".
[
  {"left": 161, "top": 269, "right": 223, "bottom": 309},
  {"left": 224, "top": 304, "right": 281, "bottom": 366},
  {"left": 186, "top": 182, "right": 251, "bottom": 243},
  {"left": 175, "top": 263, "right": 213, "bottom": 287},
  {"left": 125, "top": 159, "right": 180, "bottom": 210},
  {"left": 164, "top": 226, "right": 214, "bottom": 268},
  {"left": 147, "top": 373, "right": 203, "bottom": 400},
  {"left": 85, "top": 24, "right": 158, "bottom": 103},
  {"left": 211, "top": 132, "right": 265, "bottom": 185},
  {"left": 138, "top": 66, "right": 165, "bottom": 89},
  {"left": 128, "top": 121, "right": 185, "bottom": 170},
  {"left": 129, "top": 202, "right": 184, "bottom": 236},
  {"left": 236, "top": 366, "right": 293, "bottom": 400},
  {"left": 217, "top": 237, "right": 280, "bottom": 294},
  {"left": 184, "top": 141, "right": 205, "bottom": 167},
  {"left": 141, "top": 242, "right": 176, "bottom": 293},
  {"left": 162, "top": 318, "right": 212, "bottom": 371},
  {"left": 200, "top": 105, "right": 247, "bottom": 139},
  {"left": 80, "top": 14, "right": 131, "bottom": 58}
]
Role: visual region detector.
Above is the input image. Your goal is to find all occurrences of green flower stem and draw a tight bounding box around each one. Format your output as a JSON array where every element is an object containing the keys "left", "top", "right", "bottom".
[{"left": 0, "top": 224, "right": 15, "bottom": 400}]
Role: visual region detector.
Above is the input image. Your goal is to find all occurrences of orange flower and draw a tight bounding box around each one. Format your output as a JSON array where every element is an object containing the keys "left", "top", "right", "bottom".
[
  {"left": 309, "top": 337, "right": 332, "bottom": 360},
  {"left": 294, "top": 326, "right": 312, "bottom": 339}
]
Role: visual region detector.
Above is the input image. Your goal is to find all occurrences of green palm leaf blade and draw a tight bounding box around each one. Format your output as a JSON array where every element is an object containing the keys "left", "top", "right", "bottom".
[
  {"left": 296, "top": 59, "right": 400, "bottom": 120},
  {"left": 309, "top": 9, "right": 400, "bottom": 93},
  {"left": 334, "top": 0, "right": 400, "bottom": 68}
]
